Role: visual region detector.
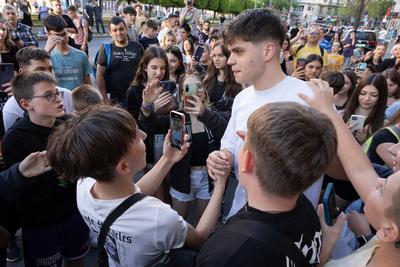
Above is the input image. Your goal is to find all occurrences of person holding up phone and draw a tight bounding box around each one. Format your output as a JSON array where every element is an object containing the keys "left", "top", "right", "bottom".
[
  {"left": 179, "top": 0, "right": 200, "bottom": 37},
  {"left": 125, "top": 47, "right": 175, "bottom": 166},
  {"left": 342, "top": 73, "right": 388, "bottom": 144},
  {"left": 299, "top": 79, "right": 400, "bottom": 267},
  {"left": 167, "top": 73, "right": 224, "bottom": 223},
  {"left": 292, "top": 54, "right": 323, "bottom": 81}
]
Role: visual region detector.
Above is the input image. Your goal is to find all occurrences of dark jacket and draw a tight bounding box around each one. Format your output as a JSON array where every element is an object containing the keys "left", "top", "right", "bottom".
[{"left": 2, "top": 113, "right": 77, "bottom": 228}]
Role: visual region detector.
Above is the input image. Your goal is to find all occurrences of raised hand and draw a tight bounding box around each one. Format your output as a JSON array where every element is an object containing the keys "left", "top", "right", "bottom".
[
  {"left": 142, "top": 80, "right": 163, "bottom": 105},
  {"left": 19, "top": 151, "right": 51, "bottom": 178}
]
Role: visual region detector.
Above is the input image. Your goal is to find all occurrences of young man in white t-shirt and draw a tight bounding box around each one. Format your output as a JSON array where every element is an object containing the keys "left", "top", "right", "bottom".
[
  {"left": 207, "top": 8, "right": 321, "bottom": 218},
  {"left": 47, "top": 105, "right": 229, "bottom": 266}
]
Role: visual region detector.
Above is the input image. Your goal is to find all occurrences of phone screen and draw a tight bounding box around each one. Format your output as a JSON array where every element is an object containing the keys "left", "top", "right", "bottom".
[
  {"left": 0, "top": 63, "right": 14, "bottom": 89},
  {"left": 170, "top": 111, "right": 185, "bottom": 149},
  {"left": 160, "top": 81, "right": 176, "bottom": 94},
  {"left": 296, "top": 58, "right": 307, "bottom": 69},
  {"left": 194, "top": 47, "right": 204, "bottom": 62}
]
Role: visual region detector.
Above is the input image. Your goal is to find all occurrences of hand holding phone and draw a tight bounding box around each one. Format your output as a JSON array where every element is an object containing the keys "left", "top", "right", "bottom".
[
  {"left": 323, "top": 183, "right": 340, "bottom": 226},
  {"left": 296, "top": 58, "right": 307, "bottom": 70},
  {"left": 170, "top": 111, "right": 185, "bottom": 150},
  {"left": 194, "top": 46, "right": 204, "bottom": 62},
  {"left": 357, "top": 62, "right": 367, "bottom": 71},
  {"left": 349, "top": 115, "right": 366, "bottom": 132}
]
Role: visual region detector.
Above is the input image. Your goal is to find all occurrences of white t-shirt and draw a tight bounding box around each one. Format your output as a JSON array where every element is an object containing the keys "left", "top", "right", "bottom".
[
  {"left": 221, "top": 76, "right": 323, "bottom": 218},
  {"left": 76, "top": 178, "right": 188, "bottom": 267},
  {"left": 3, "top": 86, "right": 74, "bottom": 132}
]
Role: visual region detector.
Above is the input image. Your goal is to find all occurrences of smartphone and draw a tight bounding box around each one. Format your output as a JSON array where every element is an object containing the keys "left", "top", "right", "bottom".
[
  {"left": 323, "top": 183, "right": 340, "bottom": 226},
  {"left": 349, "top": 115, "right": 366, "bottom": 131},
  {"left": 296, "top": 58, "right": 307, "bottom": 69},
  {"left": 0, "top": 63, "right": 14, "bottom": 89},
  {"left": 357, "top": 62, "right": 367, "bottom": 71},
  {"left": 170, "top": 111, "right": 185, "bottom": 150},
  {"left": 183, "top": 83, "right": 198, "bottom": 97},
  {"left": 194, "top": 46, "right": 204, "bottom": 62},
  {"left": 187, "top": 0, "right": 193, "bottom": 5},
  {"left": 160, "top": 80, "right": 176, "bottom": 94}
]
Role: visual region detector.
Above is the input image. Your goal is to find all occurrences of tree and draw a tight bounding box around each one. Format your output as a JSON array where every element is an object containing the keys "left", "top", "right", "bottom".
[
  {"left": 342, "top": 0, "right": 374, "bottom": 30},
  {"left": 269, "top": 0, "right": 292, "bottom": 11},
  {"left": 366, "top": 0, "right": 394, "bottom": 19}
]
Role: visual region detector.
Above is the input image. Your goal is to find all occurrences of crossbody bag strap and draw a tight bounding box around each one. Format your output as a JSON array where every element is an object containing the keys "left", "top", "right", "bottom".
[
  {"left": 223, "top": 218, "right": 311, "bottom": 267},
  {"left": 97, "top": 193, "right": 146, "bottom": 266}
]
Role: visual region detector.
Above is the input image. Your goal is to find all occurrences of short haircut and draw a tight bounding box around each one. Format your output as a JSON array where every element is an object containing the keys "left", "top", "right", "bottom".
[
  {"left": 146, "top": 19, "right": 158, "bottom": 31},
  {"left": 67, "top": 5, "right": 77, "bottom": 13},
  {"left": 11, "top": 71, "right": 57, "bottom": 104},
  {"left": 203, "top": 20, "right": 211, "bottom": 25},
  {"left": 108, "top": 16, "right": 126, "bottom": 28},
  {"left": 47, "top": 105, "right": 138, "bottom": 182},
  {"left": 123, "top": 6, "right": 136, "bottom": 16},
  {"left": 16, "top": 47, "right": 50, "bottom": 68},
  {"left": 44, "top": 14, "right": 67, "bottom": 32},
  {"left": 224, "top": 8, "right": 285, "bottom": 47},
  {"left": 71, "top": 85, "right": 103, "bottom": 112},
  {"left": 246, "top": 102, "right": 337, "bottom": 197},
  {"left": 2, "top": 4, "right": 17, "bottom": 14},
  {"left": 320, "top": 71, "right": 345, "bottom": 94}
]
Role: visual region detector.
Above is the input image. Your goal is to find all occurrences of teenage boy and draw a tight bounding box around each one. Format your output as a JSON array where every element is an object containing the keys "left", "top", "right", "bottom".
[
  {"left": 3, "top": 47, "right": 74, "bottom": 132},
  {"left": 122, "top": 5, "right": 139, "bottom": 42},
  {"left": 44, "top": 15, "right": 92, "bottom": 90},
  {"left": 196, "top": 102, "right": 337, "bottom": 266},
  {"left": 2, "top": 71, "right": 89, "bottom": 267},
  {"left": 139, "top": 19, "right": 160, "bottom": 50},
  {"left": 96, "top": 16, "right": 144, "bottom": 104},
  {"left": 46, "top": 105, "right": 229, "bottom": 266},
  {"left": 67, "top": 5, "right": 89, "bottom": 54},
  {"left": 2, "top": 4, "right": 38, "bottom": 47},
  {"left": 207, "top": 9, "right": 320, "bottom": 219},
  {"left": 50, "top": 0, "right": 78, "bottom": 47}
]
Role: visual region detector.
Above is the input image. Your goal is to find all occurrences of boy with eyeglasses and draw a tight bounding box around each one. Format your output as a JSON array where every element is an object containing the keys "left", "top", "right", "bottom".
[{"left": 2, "top": 71, "right": 90, "bottom": 267}]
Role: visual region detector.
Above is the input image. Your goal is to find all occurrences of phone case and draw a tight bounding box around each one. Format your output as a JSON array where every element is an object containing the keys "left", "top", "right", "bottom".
[
  {"left": 323, "top": 183, "right": 336, "bottom": 226},
  {"left": 170, "top": 111, "right": 185, "bottom": 150}
]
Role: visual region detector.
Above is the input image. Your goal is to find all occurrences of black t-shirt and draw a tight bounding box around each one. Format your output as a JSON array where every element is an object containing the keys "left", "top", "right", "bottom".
[
  {"left": 209, "top": 80, "right": 225, "bottom": 104},
  {"left": 84, "top": 4, "right": 94, "bottom": 18},
  {"left": 139, "top": 36, "right": 160, "bottom": 50},
  {"left": 191, "top": 132, "right": 209, "bottom": 166},
  {"left": 367, "top": 128, "right": 398, "bottom": 165},
  {"left": 198, "top": 32, "right": 209, "bottom": 43},
  {"left": 325, "top": 30, "right": 335, "bottom": 42},
  {"left": 1, "top": 45, "right": 19, "bottom": 70},
  {"left": 93, "top": 6, "right": 103, "bottom": 19},
  {"left": 97, "top": 41, "right": 144, "bottom": 103},
  {"left": 196, "top": 194, "right": 321, "bottom": 267},
  {"left": 377, "top": 58, "right": 396, "bottom": 72}
]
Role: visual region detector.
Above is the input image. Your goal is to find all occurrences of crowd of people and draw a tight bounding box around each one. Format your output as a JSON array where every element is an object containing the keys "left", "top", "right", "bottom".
[{"left": 1, "top": 0, "right": 400, "bottom": 266}]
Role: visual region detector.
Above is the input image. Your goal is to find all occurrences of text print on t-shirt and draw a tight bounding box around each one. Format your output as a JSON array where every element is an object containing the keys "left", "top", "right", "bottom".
[
  {"left": 285, "top": 230, "right": 322, "bottom": 267},
  {"left": 113, "top": 50, "right": 138, "bottom": 62}
]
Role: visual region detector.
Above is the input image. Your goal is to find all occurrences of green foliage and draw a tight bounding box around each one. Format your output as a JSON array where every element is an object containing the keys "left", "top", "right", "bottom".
[
  {"left": 158, "top": 0, "right": 183, "bottom": 7},
  {"left": 366, "top": 0, "right": 394, "bottom": 18},
  {"left": 194, "top": 0, "right": 209, "bottom": 9},
  {"left": 207, "top": 0, "right": 220, "bottom": 11},
  {"left": 270, "top": 0, "right": 292, "bottom": 11}
]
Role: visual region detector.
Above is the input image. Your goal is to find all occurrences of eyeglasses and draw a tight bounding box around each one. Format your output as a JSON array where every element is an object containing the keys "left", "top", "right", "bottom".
[{"left": 26, "top": 90, "right": 64, "bottom": 102}]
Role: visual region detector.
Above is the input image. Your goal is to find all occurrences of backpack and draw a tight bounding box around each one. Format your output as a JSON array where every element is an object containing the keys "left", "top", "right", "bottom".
[
  {"left": 93, "top": 42, "right": 112, "bottom": 81},
  {"left": 363, "top": 125, "right": 400, "bottom": 153},
  {"left": 79, "top": 17, "right": 93, "bottom": 42},
  {"left": 295, "top": 44, "right": 325, "bottom": 57}
]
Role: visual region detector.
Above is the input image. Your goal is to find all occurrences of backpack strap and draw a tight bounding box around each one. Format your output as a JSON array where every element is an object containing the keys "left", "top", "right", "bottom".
[
  {"left": 387, "top": 125, "right": 400, "bottom": 142},
  {"left": 97, "top": 193, "right": 146, "bottom": 267},
  {"left": 319, "top": 46, "right": 325, "bottom": 57},
  {"left": 295, "top": 44, "right": 305, "bottom": 55},
  {"left": 223, "top": 218, "right": 311, "bottom": 267},
  {"left": 103, "top": 43, "right": 112, "bottom": 71}
]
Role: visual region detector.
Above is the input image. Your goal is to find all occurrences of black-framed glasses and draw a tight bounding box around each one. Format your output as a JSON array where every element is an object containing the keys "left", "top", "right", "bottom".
[{"left": 26, "top": 90, "right": 64, "bottom": 102}]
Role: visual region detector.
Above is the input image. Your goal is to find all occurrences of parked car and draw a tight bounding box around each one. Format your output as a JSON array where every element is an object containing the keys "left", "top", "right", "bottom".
[{"left": 355, "top": 30, "right": 377, "bottom": 51}]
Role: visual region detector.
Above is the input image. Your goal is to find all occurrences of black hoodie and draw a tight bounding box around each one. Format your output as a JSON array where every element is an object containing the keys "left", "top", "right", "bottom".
[{"left": 2, "top": 113, "right": 77, "bottom": 228}]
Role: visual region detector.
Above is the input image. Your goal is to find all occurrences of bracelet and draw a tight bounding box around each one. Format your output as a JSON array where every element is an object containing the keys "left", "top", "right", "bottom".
[{"left": 142, "top": 102, "right": 154, "bottom": 111}]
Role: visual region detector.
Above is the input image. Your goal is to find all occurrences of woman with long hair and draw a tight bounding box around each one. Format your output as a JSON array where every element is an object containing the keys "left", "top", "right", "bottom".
[
  {"left": 280, "top": 34, "right": 293, "bottom": 75},
  {"left": 383, "top": 68, "right": 400, "bottom": 107},
  {"left": 334, "top": 69, "right": 357, "bottom": 110},
  {"left": 377, "top": 42, "right": 400, "bottom": 72},
  {"left": 292, "top": 54, "right": 323, "bottom": 81},
  {"left": 203, "top": 42, "right": 242, "bottom": 107},
  {"left": 343, "top": 73, "right": 388, "bottom": 143},
  {"left": 182, "top": 38, "right": 194, "bottom": 69},
  {"left": 124, "top": 47, "right": 174, "bottom": 166},
  {"left": 165, "top": 45, "right": 185, "bottom": 83},
  {"left": 0, "top": 19, "right": 19, "bottom": 71}
]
